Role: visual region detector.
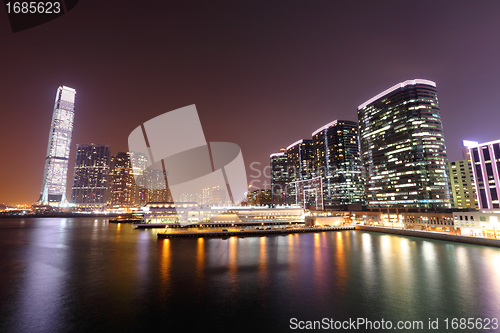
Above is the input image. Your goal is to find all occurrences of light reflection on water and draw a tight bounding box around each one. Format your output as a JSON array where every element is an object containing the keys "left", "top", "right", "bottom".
[{"left": 1, "top": 218, "right": 500, "bottom": 332}]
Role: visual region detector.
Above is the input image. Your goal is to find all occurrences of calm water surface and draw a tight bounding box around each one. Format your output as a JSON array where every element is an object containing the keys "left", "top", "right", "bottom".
[{"left": 1, "top": 218, "right": 500, "bottom": 332}]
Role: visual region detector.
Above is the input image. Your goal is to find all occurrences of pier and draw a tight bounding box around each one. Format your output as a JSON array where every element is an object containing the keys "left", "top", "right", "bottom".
[{"left": 157, "top": 225, "right": 354, "bottom": 239}]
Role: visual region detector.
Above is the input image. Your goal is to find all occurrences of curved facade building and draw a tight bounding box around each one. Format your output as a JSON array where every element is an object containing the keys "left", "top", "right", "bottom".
[{"left": 357, "top": 79, "right": 451, "bottom": 208}]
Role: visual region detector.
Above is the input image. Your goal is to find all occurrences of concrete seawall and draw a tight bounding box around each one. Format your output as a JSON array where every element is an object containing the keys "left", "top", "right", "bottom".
[{"left": 355, "top": 225, "right": 500, "bottom": 248}]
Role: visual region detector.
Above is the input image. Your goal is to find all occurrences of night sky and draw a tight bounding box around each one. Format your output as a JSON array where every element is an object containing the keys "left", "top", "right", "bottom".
[{"left": 2, "top": 1, "right": 500, "bottom": 205}]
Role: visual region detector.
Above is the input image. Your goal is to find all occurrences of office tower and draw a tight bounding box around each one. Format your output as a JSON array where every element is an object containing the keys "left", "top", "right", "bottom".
[
  {"left": 70, "top": 144, "right": 110, "bottom": 209},
  {"left": 107, "top": 152, "right": 135, "bottom": 207},
  {"left": 312, "top": 120, "right": 364, "bottom": 206},
  {"left": 39, "top": 86, "right": 76, "bottom": 206},
  {"left": 270, "top": 149, "right": 288, "bottom": 205},
  {"left": 286, "top": 139, "right": 314, "bottom": 204},
  {"left": 358, "top": 79, "right": 451, "bottom": 208},
  {"left": 469, "top": 139, "right": 500, "bottom": 209}
]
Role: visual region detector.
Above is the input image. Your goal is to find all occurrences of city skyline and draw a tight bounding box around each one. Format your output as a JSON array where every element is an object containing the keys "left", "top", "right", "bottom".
[{"left": 3, "top": 1, "right": 500, "bottom": 204}]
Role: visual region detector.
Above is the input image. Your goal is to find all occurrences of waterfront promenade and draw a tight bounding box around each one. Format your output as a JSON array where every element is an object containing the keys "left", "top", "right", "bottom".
[{"left": 356, "top": 225, "right": 500, "bottom": 248}]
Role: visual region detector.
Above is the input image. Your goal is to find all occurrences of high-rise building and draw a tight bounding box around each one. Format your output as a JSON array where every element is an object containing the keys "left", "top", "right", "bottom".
[
  {"left": 270, "top": 149, "right": 287, "bottom": 205},
  {"left": 357, "top": 79, "right": 451, "bottom": 208},
  {"left": 129, "top": 152, "right": 149, "bottom": 205},
  {"left": 286, "top": 139, "right": 314, "bottom": 204},
  {"left": 107, "top": 152, "right": 135, "bottom": 207},
  {"left": 468, "top": 139, "right": 500, "bottom": 209},
  {"left": 448, "top": 160, "right": 477, "bottom": 210},
  {"left": 312, "top": 120, "right": 364, "bottom": 206},
  {"left": 448, "top": 140, "right": 478, "bottom": 210},
  {"left": 39, "top": 86, "right": 76, "bottom": 206},
  {"left": 70, "top": 144, "right": 110, "bottom": 209}
]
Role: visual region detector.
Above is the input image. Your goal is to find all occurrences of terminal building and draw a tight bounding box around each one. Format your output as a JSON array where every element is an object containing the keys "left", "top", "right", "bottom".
[{"left": 141, "top": 202, "right": 304, "bottom": 226}]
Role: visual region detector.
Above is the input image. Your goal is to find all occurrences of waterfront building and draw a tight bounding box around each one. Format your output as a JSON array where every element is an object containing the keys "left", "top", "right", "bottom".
[
  {"left": 270, "top": 149, "right": 287, "bottom": 205},
  {"left": 447, "top": 141, "right": 478, "bottom": 209},
  {"left": 357, "top": 79, "right": 451, "bottom": 208},
  {"left": 468, "top": 139, "right": 500, "bottom": 209},
  {"left": 38, "top": 86, "right": 76, "bottom": 206},
  {"left": 312, "top": 120, "right": 364, "bottom": 206},
  {"left": 348, "top": 210, "right": 454, "bottom": 231},
  {"left": 453, "top": 210, "right": 500, "bottom": 237},
  {"left": 70, "top": 144, "right": 110, "bottom": 210},
  {"left": 448, "top": 159, "right": 477, "bottom": 209},
  {"left": 142, "top": 202, "right": 304, "bottom": 225},
  {"left": 286, "top": 139, "right": 315, "bottom": 204},
  {"left": 107, "top": 152, "right": 136, "bottom": 207}
]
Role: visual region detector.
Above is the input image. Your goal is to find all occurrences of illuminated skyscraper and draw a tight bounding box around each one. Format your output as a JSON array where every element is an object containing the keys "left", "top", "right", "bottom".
[
  {"left": 358, "top": 79, "right": 451, "bottom": 208},
  {"left": 39, "top": 86, "right": 76, "bottom": 206},
  {"left": 270, "top": 149, "right": 287, "bottom": 205},
  {"left": 312, "top": 120, "right": 364, "bottom": 206},
  {"left": 70, "top": 144, "right": 110, "bottom": 209},
  {"left": 286, "top": 139, "right": 314, "bottom": 203},
  {"left": 107, "top": 152, "right": 135, "bottom": 207}
]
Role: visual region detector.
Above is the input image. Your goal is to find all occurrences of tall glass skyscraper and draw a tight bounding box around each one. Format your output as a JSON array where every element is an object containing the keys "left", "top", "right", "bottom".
[
  {"left": 357, "top": 79, "right": 451, "bottom": 208},
  {"left": 312, "top": 120, "right": 364, "bottom": 206},
  {"left": 286, "top": 139, "right": 314, "bottom": 204},
  {"left": 107, "top": 152, "right": 136, "bottom": 207},
  {"left": 70, "top": 144, "right": 110, "bottom": 209},
  {"left": 270, "top": 150, "right": 287, "bottom": 205},
  {"left": 39, "top": 86, "right": 76, "bottom": 206}
]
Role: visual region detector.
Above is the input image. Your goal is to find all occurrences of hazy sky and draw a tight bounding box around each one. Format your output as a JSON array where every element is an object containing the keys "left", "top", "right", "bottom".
[{"left": 1, "top": 0, "right": 500, "bottom": 205}]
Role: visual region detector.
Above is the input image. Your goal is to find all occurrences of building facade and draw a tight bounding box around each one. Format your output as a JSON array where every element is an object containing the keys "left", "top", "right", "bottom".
[
  {"left": 247, "top": 189, "right": 272, "bottom": 206},
  {"left": 286, "top": 139, "right": 314, "bottom": 204},
  {"left": 70, "top": 144, "right": 110, "bottom": 209},
  {"left": 142, "top": 202, "right": 304, "bottom": 225},
  {"left": 270, "top": 150, "right": 288, "bottom": 205},
  {"left": 469, "top": 139, "right": 500, "bottom": 209},
  {"left": 358, "top": 79, "right": 451, "bottom": 208},
  {"left": 448, "top": 159, "right": 477, "bottom": 209},
  {"left": 39, "top": 86, "right": 76, "bottom": 205},
  {"left": 107, "top": 152, "right": 136, "bottom": 207},
  {"left": 312, "top": 119, "right": 364, "bottom": 206}
]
